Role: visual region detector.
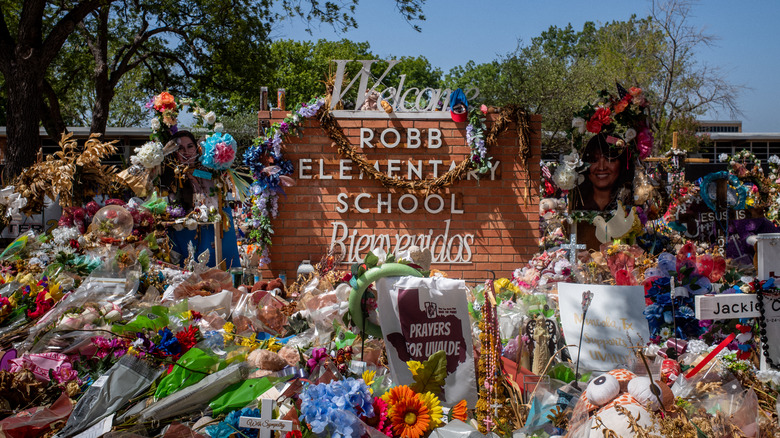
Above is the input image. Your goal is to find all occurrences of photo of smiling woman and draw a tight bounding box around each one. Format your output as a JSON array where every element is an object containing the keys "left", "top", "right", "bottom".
[{"left": 573, "top": 133, "right": 635, "bottom": 249}]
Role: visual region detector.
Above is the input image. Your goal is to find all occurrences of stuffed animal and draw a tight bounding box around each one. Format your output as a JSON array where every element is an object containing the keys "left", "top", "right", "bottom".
[
  {"left": 251, "top": 278, "right": 286, "bottom": 300},
  {"left": 572, "top": 368, "right": 674, "bottom": 437},
  {"left": 540, "top": 198, "right": 565, "bottom": 220},
  {"left": 360, "top": 90, "right": 380, "bottom": 110}
]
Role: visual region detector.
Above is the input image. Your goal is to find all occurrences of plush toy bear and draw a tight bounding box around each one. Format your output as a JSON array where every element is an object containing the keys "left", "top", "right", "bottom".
[
  {"left": 360, "top": 90, "right": 380, "bottom": 110},
  {"left": 539, "top": 198, "right": 565, "bottom": 221}
]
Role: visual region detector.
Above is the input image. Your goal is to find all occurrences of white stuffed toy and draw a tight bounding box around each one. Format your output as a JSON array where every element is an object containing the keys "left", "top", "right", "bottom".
[{"left": 570, "top": 368, "right": 674, "bottom": 437}]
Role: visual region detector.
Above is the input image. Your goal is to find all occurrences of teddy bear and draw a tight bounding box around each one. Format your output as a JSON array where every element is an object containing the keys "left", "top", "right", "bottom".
[
  {"left": 360, "top": 89, "right": 380, "bottom": 110},
  {"left": 540, "top": 198, "right": 565, "bottom": 221},
  {"left": 569, "top": 368, "right": 674, "bottom": 437}
]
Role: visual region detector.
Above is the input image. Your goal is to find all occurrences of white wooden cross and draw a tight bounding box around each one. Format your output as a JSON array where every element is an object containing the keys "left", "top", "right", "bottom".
[
  {"left": 238, "top": 398, "right": 293, "bottom": 438},
  {"left": 560, "top": 233, "right": 585, "bottom": 266}
]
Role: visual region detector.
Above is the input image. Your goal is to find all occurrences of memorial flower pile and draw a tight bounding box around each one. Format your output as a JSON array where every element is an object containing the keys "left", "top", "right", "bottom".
[{"left": 4, "top": 85, "right": 780, "bottom": 438}]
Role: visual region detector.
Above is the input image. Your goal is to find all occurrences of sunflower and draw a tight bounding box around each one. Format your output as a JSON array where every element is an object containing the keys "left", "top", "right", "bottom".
[
  {"left": 418, "top": 392, "right": 443, "bottom": 431},
  {"left": 450, "top": 399, "right": 468, "bottom": 422},
  {"left": 389, "top": 391, "right": 430, "bottom": 438}
]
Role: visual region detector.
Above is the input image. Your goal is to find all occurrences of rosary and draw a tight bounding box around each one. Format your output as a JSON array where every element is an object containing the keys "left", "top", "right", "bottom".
[{"left": 755, "top": 286, "right": 780, "bottom": 369}]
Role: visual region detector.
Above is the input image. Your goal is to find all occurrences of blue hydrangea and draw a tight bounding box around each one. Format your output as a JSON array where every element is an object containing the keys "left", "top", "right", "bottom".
[{"left": 299, "top": 378, "right": 373, "bottom": 437}]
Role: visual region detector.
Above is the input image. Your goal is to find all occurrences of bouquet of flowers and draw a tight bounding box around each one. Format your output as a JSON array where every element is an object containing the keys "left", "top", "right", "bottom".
[{"left": 130, "top": 141, "right": 165, "bottom": 169}]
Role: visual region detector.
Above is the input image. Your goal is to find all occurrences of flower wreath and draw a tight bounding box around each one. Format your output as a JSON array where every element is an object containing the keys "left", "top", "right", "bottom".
[
  {"left": 242, "top": 97, "right": 327, "bottom": 265},
  {"left": 720, "top": 150, "right": 763, "bottom": 177},
  {"left": 569, "top": 85, "right": 654, "bottom": 161},
  {"left": 699, "top": 171, "right": 748, "bottom": 212}
]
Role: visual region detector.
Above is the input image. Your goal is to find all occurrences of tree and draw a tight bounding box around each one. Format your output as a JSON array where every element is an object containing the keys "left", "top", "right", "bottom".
[
  {"left": 443, "top": 2, "right": 740, "bottom": 155},
  {"left": 648, "top": 0, "right": 741, "bottom": 152},
  {"left": 0, "top": 0, "right": 427, "bottom": 178},
  {"left": 444, "top": 22, "right": 607, "bottom": 154}
]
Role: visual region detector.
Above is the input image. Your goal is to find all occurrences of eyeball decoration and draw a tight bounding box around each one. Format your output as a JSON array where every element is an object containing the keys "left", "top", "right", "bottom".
[
  {"left": 576, "top": 369, "right": 662, "bottom": 438},
  {"left": 586, "top": 372, "right": 620, "bottom": 406},
  {"left": 200, "top": 132, "right": 237, "bottom": 171},
  {"left": 626, "top": 376, "right": 675, "bottom": 411}
]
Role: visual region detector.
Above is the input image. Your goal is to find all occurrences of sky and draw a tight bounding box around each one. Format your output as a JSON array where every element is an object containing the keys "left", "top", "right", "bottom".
[{"left": 271, "top": 0, "right": 780, "bottom": 132}]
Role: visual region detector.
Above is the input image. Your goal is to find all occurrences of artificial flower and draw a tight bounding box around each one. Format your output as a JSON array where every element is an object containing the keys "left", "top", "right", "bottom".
[
  {"left": 451, "top": 399, "right": 468, "bottom": 422},
  {"left": 418, "top": 392, "right": 442, "bottom": 431},
  {"left": 571, "top": 117, "right": 586, "bottom": 134},
  {"left": 586, "top": 107, "right": 611, "bottom": 133},
  {"left": 382, "top": 385, "right": 416, "bottom": 409},
  {"left": 153, "top": 91, "right": 176, "bottom": 112},
  {"left": 176, "top": 325, "right": 199, "bottom": 351},
  {"left": 200, "top": 132, "right": 237, "bottom": 170},
  {"left": 150, "top": 118, "right": 161, "bottom": 131},
  {"left": 204, "top": 111, "right": 217, "bottom": 125},
  {"left": 552, "top": 166, "right": 578, "bottom": 191},
  {"left": 407, "top": 361, "right": 423, "bottom": 378},
  {"left": 636, "top": 127, "right": 653, "bottom": 160},
  {"left": 363, "top": 397, "right": 392, "bottom": 436},
  {"left": 362, "top": 369, "right": 376, "bottom": 391},
  {"left": 562, "top": 150, "right": 583, "bottom": 169},
  {"left": 613, "top": 96, "right": 630, "bottom": 114},
  {"left": 388, "top": 391, "right": 430, "bottom": 438},
  {"left": 131, "top": 141, "right": 164, "bottom": 168}
]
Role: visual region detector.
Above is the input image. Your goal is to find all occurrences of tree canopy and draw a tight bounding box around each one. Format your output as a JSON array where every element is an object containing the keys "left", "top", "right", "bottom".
[
  {"left": 0, "top": 0, "right": 428, "bottom": 177},
  {"left": 443, "top": 0, "right": 740, "bottom": 155}
]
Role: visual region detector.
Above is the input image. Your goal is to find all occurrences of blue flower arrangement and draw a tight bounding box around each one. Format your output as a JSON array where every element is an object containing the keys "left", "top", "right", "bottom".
[
  {"left": 643, "top": 252, "right": 708, "bottom": 343},
  {"left": 466, "top": 107, "right": 491, "bottom": 174},
  {"left": 299, "top": 377, "right": 374, "bottom": 438},
  {"left": 200, "top": 132, "right": 237, "bottom": 171}
]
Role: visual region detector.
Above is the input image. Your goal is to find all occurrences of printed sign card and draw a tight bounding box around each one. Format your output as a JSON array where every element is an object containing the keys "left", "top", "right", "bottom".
[
  {"left": 377, "top": 276, "right": 477, "bottom": 407},
  {"left": 558, "top": 283, "right": 650, "bottom": 372}
]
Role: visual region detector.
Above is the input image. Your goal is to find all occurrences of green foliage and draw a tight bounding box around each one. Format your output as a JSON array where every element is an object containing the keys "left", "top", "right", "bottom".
[
  {"left": 408, "top": 350, "right": 447, "bottom": 396},
  {"left": 443, "top": 8, "right": 737, "bottom": 155}
]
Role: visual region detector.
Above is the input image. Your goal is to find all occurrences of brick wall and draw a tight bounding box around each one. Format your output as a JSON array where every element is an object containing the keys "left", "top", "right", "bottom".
[{"left": 258, "top": 110, "right": 541, "bottom": 282}]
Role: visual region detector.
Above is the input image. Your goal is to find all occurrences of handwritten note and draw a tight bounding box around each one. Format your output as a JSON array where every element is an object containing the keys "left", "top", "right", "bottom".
[{"left": 558, "top": 283, "right": 650, "bottom": 372}]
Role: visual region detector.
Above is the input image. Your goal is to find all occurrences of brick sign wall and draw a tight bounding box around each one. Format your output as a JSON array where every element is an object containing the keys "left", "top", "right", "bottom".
[{"left": 258, "top": 110, "right": 541, "bottom": 281}]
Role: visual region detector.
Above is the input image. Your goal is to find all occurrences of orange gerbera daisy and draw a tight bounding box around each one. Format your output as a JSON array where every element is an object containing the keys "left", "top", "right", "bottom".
[
  {"left": 381, "top": 385, "right": 416, "bottom": 410},
  {"left": 451, "top": 399, "right": 468, "bottom": 422},
  {"left": 389, "top": 391, "right": 430, "bottom": 438}
]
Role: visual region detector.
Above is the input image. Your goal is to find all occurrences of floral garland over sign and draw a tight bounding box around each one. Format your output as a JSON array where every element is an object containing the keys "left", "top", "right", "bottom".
[
  {"left": 318, "top": 104, "right": 531, "bottom": 192},
  {"left": 242, "top": 97, "right": 326, "bottom": 265},
  {"left": 242, "top": 98, "right": 531, "bottom": 265}
]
